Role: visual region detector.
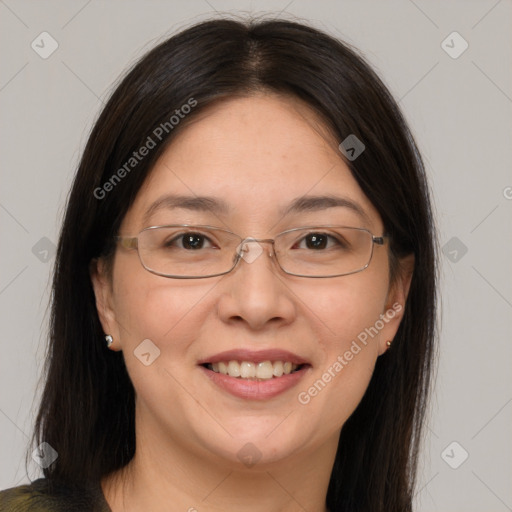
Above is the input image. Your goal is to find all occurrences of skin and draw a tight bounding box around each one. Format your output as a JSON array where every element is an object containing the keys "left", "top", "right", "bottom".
[{"left": 91, "top": 93, "right": 413, "bottom": 512}]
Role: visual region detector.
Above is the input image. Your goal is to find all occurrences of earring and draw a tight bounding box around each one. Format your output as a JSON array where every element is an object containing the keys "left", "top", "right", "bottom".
[
  {"left": 386, "top": 340, "right": 392, "bottom": 348},
  {"left": 105, "top": 335, "right": 113, "bottom": 348}
]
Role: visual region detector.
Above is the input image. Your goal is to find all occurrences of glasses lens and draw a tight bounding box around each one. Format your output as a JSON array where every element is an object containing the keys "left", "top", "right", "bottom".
[
  {"left": 275, "top": 227, "right": 374, "bottom": 277},
  {"left": 137, "top": 226, "right": 240, "bottom": 277}
]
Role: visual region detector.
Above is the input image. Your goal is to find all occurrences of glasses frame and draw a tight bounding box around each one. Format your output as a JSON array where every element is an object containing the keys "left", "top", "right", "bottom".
[{"left": 115, "top": 224, "right": 387, "bottom": 279}]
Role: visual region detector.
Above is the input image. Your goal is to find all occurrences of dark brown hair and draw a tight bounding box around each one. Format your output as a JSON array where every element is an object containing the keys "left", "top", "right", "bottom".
[{"left": 28, "top": 17, "right": 438, "bottom": 512}]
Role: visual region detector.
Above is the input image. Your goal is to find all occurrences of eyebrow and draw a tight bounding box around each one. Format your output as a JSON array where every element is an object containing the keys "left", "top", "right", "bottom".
[
  {"left": 142, "top": 193, "right": 370, "bottom": 225},
  {"left": 281, "top": 195, "right": 370, "bottom": 223},
  {"left": 143, "top": 194, "right": 230, "bottom": 225}
]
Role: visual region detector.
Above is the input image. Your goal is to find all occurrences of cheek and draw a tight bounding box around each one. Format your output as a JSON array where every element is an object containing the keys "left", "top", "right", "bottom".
[
  {"left": 294, "top": 274, "right": 388, "bottom": 429},
  {"left": 300, "top": 271, "right": 388, "bottom": 350},
  {"left": 111, "top": 256, "right": 214, "bottom": 365},
  {"left": 110, "top": 266, "right": 213, "bottom": 423},
  {"left": 312, "top": 284, "right": 384, "bottom": 382}
]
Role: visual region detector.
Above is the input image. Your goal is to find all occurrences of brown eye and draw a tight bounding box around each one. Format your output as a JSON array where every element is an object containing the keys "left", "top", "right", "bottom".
[
  {"left": 294, "top": 232, "right": 345, "bottom": 250},
  {"left": 304, "top": 233, "right": 328, "bottom": 249},
  {"left": 164, "top": 232, "right": 214, "bottom": 250},
  {"left": 181, "top": 233, "right": 206, "bottom": 250}
]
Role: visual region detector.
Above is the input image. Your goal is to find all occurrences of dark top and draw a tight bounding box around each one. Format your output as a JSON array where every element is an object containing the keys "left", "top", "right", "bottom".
[{"left": 0, "top": 478, "right": 112, "bottom": 511}]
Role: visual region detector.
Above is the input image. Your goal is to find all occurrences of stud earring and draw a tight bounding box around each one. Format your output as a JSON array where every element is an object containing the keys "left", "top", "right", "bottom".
[
  {"left": 105, "top": 335, "right": 113, "bottom": 348},
  {"left": 386, "top": 340, "right": 392, "bottom": 348}
]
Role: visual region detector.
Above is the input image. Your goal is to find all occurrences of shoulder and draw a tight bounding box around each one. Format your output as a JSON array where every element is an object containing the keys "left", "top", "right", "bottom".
[
  {"left": 0, "top": 478, "right": 111, "bottom": 512},
  {"left": 0, "top": 479, "right": 51, "bottom": 511}
]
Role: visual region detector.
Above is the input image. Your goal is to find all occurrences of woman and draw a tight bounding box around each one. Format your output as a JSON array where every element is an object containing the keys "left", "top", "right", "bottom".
[{"left": 0, "top": 17, "right": 437, "bottom": 512}]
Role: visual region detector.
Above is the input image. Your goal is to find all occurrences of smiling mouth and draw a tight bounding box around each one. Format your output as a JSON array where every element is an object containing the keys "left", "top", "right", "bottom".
[{"left": 201, "top": 360, "right": 307, "bottom": 380}]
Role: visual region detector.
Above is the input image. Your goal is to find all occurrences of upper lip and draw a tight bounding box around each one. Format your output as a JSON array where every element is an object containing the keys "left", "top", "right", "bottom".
[{"left": 198, "top": 349, "right": 310, "bottom": 366}]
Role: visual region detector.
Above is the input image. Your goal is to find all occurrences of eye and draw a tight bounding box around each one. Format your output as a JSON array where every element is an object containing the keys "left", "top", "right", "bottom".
[
  {"left": 294, "top": 232, "right": 347, "bottom": 250},
  {"left": 165, "top": 232, "right": 216, "bottom": 250}
]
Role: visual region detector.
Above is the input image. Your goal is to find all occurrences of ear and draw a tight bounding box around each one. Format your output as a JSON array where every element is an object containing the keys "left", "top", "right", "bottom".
[
  {"left": 90, "top": 258, "right": 122, "bottom": 351},
  {"left": 377, "top": 253, "right": 414, "bottom": 355}
]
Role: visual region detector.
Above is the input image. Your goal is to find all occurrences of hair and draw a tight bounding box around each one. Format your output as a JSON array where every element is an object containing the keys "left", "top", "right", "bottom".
[{"left": 28, "top": 16, "right": 438, "bottom": 512}]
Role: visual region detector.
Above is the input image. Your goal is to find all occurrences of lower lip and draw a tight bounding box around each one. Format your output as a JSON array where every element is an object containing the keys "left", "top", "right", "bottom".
[{"left": 199, "top": 365, "right": 310, "bottom": 400}]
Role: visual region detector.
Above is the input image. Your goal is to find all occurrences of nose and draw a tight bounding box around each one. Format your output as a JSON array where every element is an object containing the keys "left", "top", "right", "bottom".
[{"left": 216, "top": 239, "right": 296, "bottom": 331}]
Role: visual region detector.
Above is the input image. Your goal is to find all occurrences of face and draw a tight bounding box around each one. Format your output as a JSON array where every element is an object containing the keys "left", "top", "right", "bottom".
[{"left": 92, "top": 94, "right": 410, "bottom": 470}]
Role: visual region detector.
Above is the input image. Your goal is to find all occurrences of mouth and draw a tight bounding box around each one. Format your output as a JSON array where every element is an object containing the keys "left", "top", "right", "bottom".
[
  {"left": 201, "top": 360, "right": 307, "bottom": 380},
  {"left": 198, "top": 349, "right": 311, "bottom": 400}
]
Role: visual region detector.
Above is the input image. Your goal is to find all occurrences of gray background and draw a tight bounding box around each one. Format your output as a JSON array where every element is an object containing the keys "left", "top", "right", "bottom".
[{"left": 1, "top": 1, "right": 511, "bottom": 510}]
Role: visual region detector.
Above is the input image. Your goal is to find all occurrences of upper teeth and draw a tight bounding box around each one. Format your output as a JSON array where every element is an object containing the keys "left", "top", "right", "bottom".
[{"left": 209, "top": 361, "right": 299, "bottom": 379}]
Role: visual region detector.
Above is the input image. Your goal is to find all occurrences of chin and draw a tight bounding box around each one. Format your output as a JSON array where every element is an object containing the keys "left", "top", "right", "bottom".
[{"left": 197, "top": 418, "right": 311, "bottom": 468}]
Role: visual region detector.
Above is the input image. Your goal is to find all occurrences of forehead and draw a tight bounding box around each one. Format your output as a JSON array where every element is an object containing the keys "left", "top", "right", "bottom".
[{"left": 122, "top": 94, "right": 383, "bottom": 233}]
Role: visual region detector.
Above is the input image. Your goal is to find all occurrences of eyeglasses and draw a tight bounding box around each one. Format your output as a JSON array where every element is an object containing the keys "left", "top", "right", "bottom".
[{"left": 115, "top": 224, "right": 386, "bottom": 279}]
